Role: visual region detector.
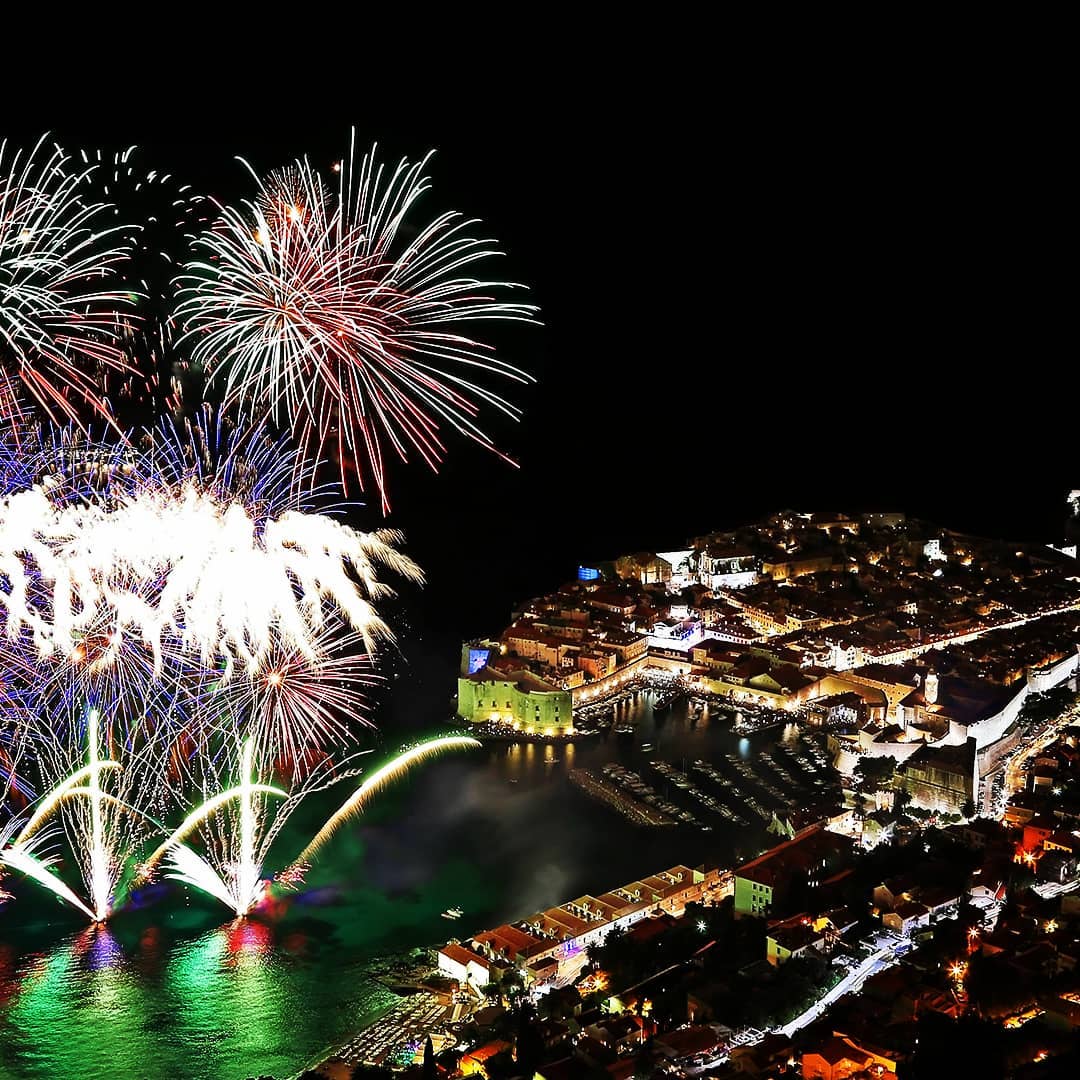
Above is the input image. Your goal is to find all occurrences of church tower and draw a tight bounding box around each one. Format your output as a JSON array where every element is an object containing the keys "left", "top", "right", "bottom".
[{"left": 924, "top": 671, "right": 939, "bottom": 705}]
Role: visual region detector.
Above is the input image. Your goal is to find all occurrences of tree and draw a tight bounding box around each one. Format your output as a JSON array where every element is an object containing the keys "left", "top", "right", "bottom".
[
  {"left": 423, "top": 1037, "right": 435, "bottom": 1080},
  {"left": 854, "top": 755, "right": 896, "bottom": 791},
  {"left": 514, "top": 1005, "right": 544, "bottom": 1080}
]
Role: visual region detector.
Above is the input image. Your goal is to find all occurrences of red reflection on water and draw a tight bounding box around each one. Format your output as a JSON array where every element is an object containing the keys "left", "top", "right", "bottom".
[
  {"left": 281, "top": 931, "right": 308, "bottom": 956},
  {"left": 251, "top": 877, "right": 299, "bottom": 922},
  {"left": 0, "top": 943, "right": 17, "bottom": 1006},
  {"left": 224, "top": 917, "right": 272, "bottom": 960},
  {"left": 133, "top": 925, "right": 164, "bottom": 976}
]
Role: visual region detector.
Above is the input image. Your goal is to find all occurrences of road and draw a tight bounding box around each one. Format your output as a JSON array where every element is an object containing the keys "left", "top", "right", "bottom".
[
  {"left": 776, "top": 940, "right": 901, "bottom": 1039},
  {"left": 1004, "top": 700, "right": 1080, "bottom": 796}
]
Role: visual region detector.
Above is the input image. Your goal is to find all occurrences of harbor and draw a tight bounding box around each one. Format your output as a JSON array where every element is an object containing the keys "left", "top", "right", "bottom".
[
  {"left": 0, "top": 662, "right": 839, "bottom": 1080},
  {"left": 569, "top": 767, "right": 679, "bottom": 826}
]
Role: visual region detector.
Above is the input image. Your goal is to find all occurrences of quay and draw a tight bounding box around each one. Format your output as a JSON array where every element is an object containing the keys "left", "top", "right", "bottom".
[{"left": 569, "top": 767, "right": 678, "bottom": 826}]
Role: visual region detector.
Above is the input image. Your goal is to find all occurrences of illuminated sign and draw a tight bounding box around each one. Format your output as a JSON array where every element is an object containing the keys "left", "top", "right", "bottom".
[
  {"left": 467, "top": 648, "right": 490, "bottom": 674},
  {"left": 577, "top": 566, "right": 600, "bottom": 581}
]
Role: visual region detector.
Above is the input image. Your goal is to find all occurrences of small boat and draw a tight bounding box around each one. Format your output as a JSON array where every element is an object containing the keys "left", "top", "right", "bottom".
[
  {"left": 441, "top": 906, "right": 464, "bottom": 919},
  {"left": 640, "top": 743, "right": 654, "bottom": 752}
]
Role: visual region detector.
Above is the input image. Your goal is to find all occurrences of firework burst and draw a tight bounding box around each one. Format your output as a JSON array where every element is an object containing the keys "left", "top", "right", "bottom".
[
  {"left": 0, "top": 456, "right": 421, "bottom": 680},
  {"left": 0, "top": 133, "right": 527, "bottom": 925},
  {"left": 0, "top": 134, "right": 138, "bottom": 429},
  {"left": 176, "top": 132, "right": 536, "bottom": 510}
]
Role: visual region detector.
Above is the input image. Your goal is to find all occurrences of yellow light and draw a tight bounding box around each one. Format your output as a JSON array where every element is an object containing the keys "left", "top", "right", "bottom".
[
  {"left": 286, "top": 205, "right": 302, "bottom": 222},
  {"left": 267, "top": 670, "right": 284, "bottom": 687},
  {"left": 254, "top": 228, "right": 266, "bottom": 244}
]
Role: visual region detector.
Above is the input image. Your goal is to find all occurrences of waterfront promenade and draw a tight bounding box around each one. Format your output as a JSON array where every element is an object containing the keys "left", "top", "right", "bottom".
[{"left": 302, "top": 985, "right": 474, "bottom": 1077}]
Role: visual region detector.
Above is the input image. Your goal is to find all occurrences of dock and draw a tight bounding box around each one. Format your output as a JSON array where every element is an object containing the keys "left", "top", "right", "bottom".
[{"left": 569, "top": 768, "right": 678, "bottom": 826}]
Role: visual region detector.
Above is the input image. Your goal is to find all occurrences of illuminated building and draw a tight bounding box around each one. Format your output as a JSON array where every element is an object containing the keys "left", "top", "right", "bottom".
[
  {"left": 765, "top": 913, "right": 839, "bottom": 966},
  {"left": 733, "top": 825, "right": 853, "bottom": 918},
  {"left": 882, "top": 900, "right": 930, "bottom": 936},
  {"left": 438, "top": 865, "right": 722, "bottom": 989},
  {"left": 801, "top": 1034, "right": 898, "bottom": 1078},
  {"left": 923, "top": 538, "right": 946, "bottom": 561},
  {"left": 760, "top": 552, "right": 834, "bottom": 581},
  {"left": 690, "top": 541, "right": 760, "bottom": 589},
  {"left": 898, "top": 738, "right": 977, "bottom": 815},
  {"left": 614, "top": 551, "right": 673, "bottom": 586},
  {"left": 456, "top": 665, "right": 572, "bottom": 733},
  {"left": 459, "top": 1041, "right": 512, "bottom": 1077},
  {"left": 437, "top": 942, "right": 494, "bottom": 988}
]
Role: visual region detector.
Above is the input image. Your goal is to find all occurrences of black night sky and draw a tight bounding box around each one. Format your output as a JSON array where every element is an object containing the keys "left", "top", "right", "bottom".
[{"left": 9, "top": 106, "right": 1069, "bottom": 638}]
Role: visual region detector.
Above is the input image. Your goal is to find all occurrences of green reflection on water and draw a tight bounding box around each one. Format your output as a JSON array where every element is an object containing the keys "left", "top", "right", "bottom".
[
  {"left": 0, "top": 916, "right": 401, "bottom": 1080},
  {"left": 5, "top": 927, "right": 156, "bottom": 1080},
  {"left": 166, "top": 921, "right": 291, "bottom": 1079}
]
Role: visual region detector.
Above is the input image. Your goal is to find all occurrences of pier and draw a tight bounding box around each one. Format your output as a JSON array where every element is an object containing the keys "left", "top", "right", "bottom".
[{"left": 569, "top": 767, "right": 678, "bottom": 826}]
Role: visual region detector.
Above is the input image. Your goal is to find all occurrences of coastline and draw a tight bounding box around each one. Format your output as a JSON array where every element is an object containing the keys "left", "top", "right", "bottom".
[{"left": 298, "top": 947, "right": 465, "bottom": 1079}]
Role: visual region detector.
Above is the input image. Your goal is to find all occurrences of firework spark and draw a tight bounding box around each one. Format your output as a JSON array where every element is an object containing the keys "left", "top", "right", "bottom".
[
  {"left": 294, "top": 736, "right": 481, "bottom": 867},
  {"left": 0, "top": 134, "right": 523, "bottom": 926},
  {"left": 155, "top": 735, "right": 362, "bottom": 917},
  {"left": 216, "top": 617, "right": 378, "bottom": 780},
  {"left": 176, "top": 132, "right": 536, "bottom": 510},
  {"left": 26, "top": 705, "right": 167, "bottom": 919},
  {"left": 0, "top": 135, "right": 137, "bottom": 428},
  {"left": 0, "top": 467, "right": 421, "bottom": 679},
  {"left": 0, "top": 822, "right": 97, "bottom": 920}
]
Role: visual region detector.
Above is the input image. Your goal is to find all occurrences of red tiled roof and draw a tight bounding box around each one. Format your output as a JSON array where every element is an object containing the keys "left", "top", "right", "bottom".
[{"left": 440, "top": 943, "right": 489, "bottom": 969}]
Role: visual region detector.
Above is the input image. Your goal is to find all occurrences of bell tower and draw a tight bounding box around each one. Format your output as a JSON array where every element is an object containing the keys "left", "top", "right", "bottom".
[{"left": 924, "top": 671, "right": 939, "bottom": 705}]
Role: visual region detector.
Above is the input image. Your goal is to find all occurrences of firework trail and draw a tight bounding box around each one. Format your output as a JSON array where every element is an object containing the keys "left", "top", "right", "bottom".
[
  {"left": 152, "top": 735, "right": 363, "bottom": 917},
  {"left": 0, "top": 134, "right": 138, "bottom": 429},
  {"left": 0, "top": 703, "right": 169, "bottom": 919},
  {"left": 0, "top": 413, "right": 420, "bottom": 918},
  {"left": 72, "top": 144, "right": 213, "bottom": 425},
  {"left": 157, "top": 736, "right": 478, "bottom": 917},
  {"left": 0, "top": 817, "right": 97, "bottom": 920},
  {"left": 294, "top": 736, "right": 481, "bottom": 867},
  {"left": 176, "top": 131, "right": 536, "bottom": 510},
  {"left": 0, "top": 134, "right": 523, "bottom": 924}
]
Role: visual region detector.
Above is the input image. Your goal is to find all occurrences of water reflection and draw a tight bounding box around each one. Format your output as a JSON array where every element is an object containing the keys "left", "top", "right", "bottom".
[
  {"left": 6, "top": 926, "right": 156, "bottom": 1080},
  {"left": 0, "top": 692, "right": 782, "bottom": 1079},
  {"left": 73, "top": 923, "right": 124, "bottom": 972}
]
